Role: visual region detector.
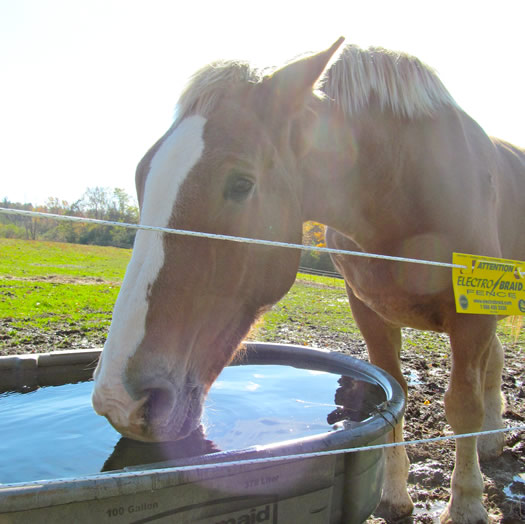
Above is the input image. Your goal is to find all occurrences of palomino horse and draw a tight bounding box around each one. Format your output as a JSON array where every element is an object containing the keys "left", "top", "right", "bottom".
[{"left": 92, "top": 38, "right": 525, "bottom": 523}]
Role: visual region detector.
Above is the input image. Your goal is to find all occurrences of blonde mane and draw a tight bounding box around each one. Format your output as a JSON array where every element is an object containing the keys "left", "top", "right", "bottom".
[
  {"left": 174, "top": 60, "right": 263, "bottom": 124},
  {"left": 175, "top": 44, "right": 459, "bottom": 123},
  {"left": 323, "top": 45, "right": 459, "bottom": 118}
]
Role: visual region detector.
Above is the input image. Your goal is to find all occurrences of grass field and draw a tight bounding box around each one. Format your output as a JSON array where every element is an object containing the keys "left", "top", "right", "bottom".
[
  {"left": 0, "top": 239, "right": 128, "bottom": 350},
  {"left": 0, "top": 239, "right": 130, "bottom": 281},
  {"left": 0, "top": 238, "right": 522, "bottom": 353}
]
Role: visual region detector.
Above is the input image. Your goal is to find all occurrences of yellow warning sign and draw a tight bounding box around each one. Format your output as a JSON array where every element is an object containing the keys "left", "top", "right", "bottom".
[{"left": 452, "top": 253, "right": 525, "bottom": 315}]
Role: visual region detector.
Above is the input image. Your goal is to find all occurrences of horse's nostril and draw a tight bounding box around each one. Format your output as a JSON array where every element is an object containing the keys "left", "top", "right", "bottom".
[{"left": 144, "top": 386, "right": 176, "bottom": 424}]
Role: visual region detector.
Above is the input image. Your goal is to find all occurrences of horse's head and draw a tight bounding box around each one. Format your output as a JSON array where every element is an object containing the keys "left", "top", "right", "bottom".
[{"left": 91, "top": 38, "right": 344, "bottom": 441}]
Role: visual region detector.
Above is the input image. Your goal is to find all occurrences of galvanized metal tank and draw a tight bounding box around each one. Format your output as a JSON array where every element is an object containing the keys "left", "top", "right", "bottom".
[{"left": 0, "top": 343, "right": 405, "bottom": 524}]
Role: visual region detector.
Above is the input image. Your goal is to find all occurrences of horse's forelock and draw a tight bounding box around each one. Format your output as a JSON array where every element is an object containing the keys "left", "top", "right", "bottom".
[{"left": 174, "top": 60, "right": 264, "bottom": 124}]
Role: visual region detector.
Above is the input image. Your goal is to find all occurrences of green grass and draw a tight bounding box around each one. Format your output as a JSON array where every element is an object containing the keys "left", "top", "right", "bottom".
[
  {"left": 0, "top": 279, "right": 118, "bottom": 329},
  {"left": 0, "top": 239, "right": 522, "bottom": 354},
  {"left": 295, "top": 271, "right": 346, "bottom": 289},
  {"left": 0, "top": 238, "right": 131, "bottom": 281},
  {"left": 250, "top": 276, "right": 360, "bottom": 344},
  {"left": 0, "top": 277, "right": 120, "bottom": 349},
  {"left": 0, "top": 239, "right": 130, "bottom": 351}
]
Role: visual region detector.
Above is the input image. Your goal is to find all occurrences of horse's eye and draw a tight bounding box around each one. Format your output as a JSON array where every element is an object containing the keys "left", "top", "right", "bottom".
[{"left": 224, "top": 173, "right": 255, "bottom": 202}]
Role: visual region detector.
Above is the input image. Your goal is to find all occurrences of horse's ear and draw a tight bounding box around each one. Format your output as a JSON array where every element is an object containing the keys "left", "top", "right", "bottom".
[{"left": 259, "top": 37, "right": 345, "bottom": 116}]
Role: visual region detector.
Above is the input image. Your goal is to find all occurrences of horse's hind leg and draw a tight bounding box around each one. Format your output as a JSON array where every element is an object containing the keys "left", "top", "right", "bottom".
[
  {"left": 441, "top": 315, "right": 497, "bottom": 524},
  {"left": 477, "top": 334, "right": 505, "bottom": 461},
  {"left": 344, "top": 288, "right": 414, "bottom": 520}
]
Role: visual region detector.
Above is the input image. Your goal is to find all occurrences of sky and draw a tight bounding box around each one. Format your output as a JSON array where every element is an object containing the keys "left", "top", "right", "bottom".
[{"left": 1, "top": 0, "right": 524, "bottom": 206}]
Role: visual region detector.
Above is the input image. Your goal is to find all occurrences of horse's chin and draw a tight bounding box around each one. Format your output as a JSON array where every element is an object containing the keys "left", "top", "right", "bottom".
[
  {"left": 108, "top": 390, "right": 205, "bottom": 443},
  {"left": 116, "top": 411, "right": 202, "bottom": 443}
]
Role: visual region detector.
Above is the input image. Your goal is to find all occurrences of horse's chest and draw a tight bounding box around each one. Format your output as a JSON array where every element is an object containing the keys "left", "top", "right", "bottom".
[{"left": 341, "top": 260, "right": 449, "bottom": 331}]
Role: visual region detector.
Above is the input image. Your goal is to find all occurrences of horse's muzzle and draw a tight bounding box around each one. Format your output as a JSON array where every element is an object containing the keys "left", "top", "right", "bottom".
[{"left": 92, "top": 379, "right": 204, "bottom": 442}]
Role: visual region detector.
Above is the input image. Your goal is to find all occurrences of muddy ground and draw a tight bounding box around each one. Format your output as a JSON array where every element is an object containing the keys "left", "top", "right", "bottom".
[
  {"left": 268, "top": 321, "right": 524, "bottom": 523},
  {"left": 1, "top": 319, "right": 524, "bottom": 523}
]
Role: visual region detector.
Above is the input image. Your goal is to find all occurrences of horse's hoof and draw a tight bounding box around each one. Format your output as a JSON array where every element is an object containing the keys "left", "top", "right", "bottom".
[
  {"left": 373, "top": 498, "right": 414, "bottom": 522},
  {"left": 440, "top": 499, "right": 488, "bottom": 524}
]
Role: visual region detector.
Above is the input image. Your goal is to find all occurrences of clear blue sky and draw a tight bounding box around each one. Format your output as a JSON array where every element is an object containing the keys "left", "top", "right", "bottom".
[{"left": 1, "top": 0, "right": 523, "bottom": 205}]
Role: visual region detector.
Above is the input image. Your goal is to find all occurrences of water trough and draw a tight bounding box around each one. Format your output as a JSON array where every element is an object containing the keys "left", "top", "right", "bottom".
[{"left": 0, "top": 343, "right": 404, "bottom": 523}]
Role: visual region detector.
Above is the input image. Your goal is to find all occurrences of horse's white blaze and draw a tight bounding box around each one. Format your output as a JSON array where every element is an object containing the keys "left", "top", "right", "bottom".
[{"left": 93, "top": 115, "right": 206, "bottom": 412}]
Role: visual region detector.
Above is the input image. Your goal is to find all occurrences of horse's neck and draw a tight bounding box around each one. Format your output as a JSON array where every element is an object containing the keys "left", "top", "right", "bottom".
[{"left": 301, "top": 108, "right": 413, "bottom": 250}]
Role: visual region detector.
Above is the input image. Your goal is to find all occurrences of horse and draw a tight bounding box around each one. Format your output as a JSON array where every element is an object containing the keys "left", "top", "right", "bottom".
[{"left": 91, "top": 38, "right": 525, "bottom": 523}]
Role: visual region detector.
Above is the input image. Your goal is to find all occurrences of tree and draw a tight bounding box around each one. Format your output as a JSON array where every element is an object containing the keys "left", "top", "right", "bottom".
[
  {"left": 0, "top": 187, "right": 139, "bottom": 248},
  {"left": 302, "top": 221, "right": 326, "bottom": 247},
  {"left": 82, "top": 187, "right": 112, "bottom": 220},
  {"left": 301, "top": 221, "right": 335, "bottom": 271}
]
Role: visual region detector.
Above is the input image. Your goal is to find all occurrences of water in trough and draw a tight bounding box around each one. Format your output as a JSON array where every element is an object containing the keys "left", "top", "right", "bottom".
[{"left": 0, "top": 364, "right": 384, "bottom": 484}]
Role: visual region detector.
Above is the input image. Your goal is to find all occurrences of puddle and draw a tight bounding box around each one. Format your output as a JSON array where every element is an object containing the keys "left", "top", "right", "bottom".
[
  {"left": 405, "top": 368, "right": 422, "bottom": 386},
  {"left": 503, "top": 473, "right": 525, "bottom": 502},
  {"left": 412, "top": 499, "right": 447, "bottom": 522}
]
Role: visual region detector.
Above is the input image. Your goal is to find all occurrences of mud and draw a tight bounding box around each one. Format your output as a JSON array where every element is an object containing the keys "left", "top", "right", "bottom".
[{"left": 1, "top": 321, "right": 523, "bottom": 522}]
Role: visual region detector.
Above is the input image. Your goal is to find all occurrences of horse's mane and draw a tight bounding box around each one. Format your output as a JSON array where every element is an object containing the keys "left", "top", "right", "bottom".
[
  {"left": 324, "top": 45, "right": 458, "bottom": 118},
  {"left": 175, "top": 44, "right": 458, "bottom": 123}
]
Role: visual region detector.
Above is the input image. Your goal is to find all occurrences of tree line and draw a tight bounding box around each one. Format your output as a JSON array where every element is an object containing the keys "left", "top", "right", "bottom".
[
  {"left": 0, "top": 188, "right": 336, "bottom": 271},
  {"left": 0, "top": 187, "right": 139, "bottom": 249}
]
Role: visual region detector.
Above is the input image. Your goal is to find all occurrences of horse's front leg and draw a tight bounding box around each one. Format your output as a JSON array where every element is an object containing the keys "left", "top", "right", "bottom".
[
  {"left": 345, "top": 288, "right": 414, "bottom": 520},
  {"left": 477, "top": 334, "right": 505, "bottom": 460},
  {"left": 440, "top": 315, "right": 498, "bottom": 524}
]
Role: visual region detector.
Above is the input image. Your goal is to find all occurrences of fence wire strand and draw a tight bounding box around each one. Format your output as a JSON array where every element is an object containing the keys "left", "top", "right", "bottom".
[
  {"left": 1, "top": 206, "right": 523, "bottom": 467},
  {"left": 0, "top": 207, "right": 467, "bottom": 269}
]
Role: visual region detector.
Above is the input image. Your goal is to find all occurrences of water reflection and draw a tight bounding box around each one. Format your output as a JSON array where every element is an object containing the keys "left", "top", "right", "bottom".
[
  {"left": 102, "top": 374, "right": 386, "bottom": 473},
  {"left": 327, "top": 376, "right": 386, "bottom": 425},
  {"left": 102, "top": 426, "right": 219, "bottom": 472}
]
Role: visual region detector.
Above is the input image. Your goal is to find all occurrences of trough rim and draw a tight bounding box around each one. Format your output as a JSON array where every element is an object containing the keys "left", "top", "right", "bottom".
[{"left": 0, "top": 342, "right": 405, "bottom": 513}]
